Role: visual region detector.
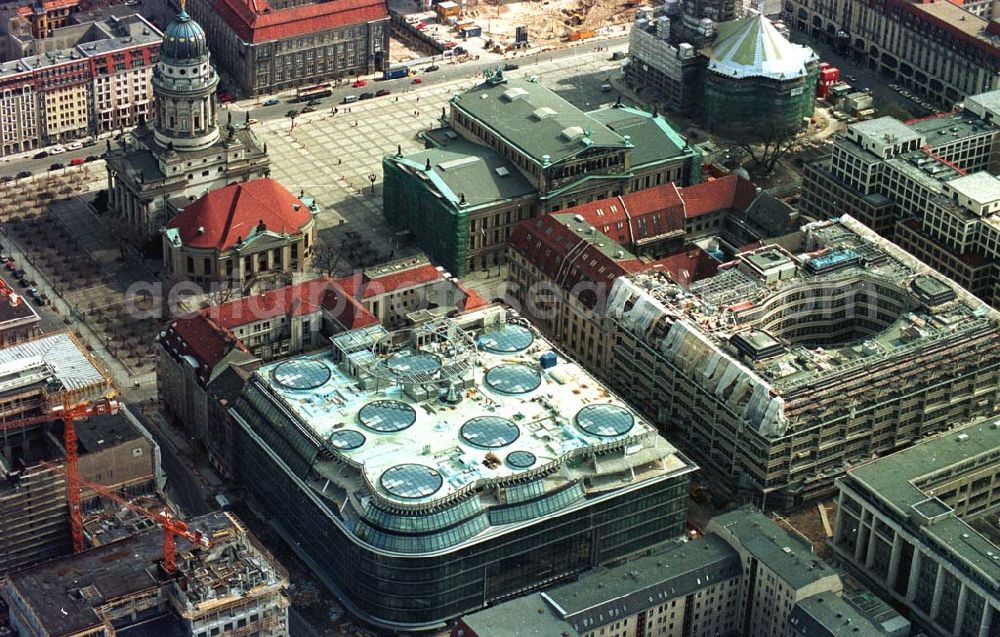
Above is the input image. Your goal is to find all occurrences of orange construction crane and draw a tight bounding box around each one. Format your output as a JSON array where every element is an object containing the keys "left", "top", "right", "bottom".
[
  {"left": 39, "top": 459, "right": 211, "bottom": 572},
  {"left": 0, "top": 398, "right": 120, "bottom": 553}
]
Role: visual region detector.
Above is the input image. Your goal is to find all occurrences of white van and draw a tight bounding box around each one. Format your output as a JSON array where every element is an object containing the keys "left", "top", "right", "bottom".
[{"left": 343, "top": 94, "right": 359, "bottom": 104}]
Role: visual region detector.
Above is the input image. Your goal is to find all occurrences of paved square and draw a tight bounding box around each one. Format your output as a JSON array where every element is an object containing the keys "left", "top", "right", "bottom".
[{"left": 257, "top": 48, "right": 626, "bottom": 273}]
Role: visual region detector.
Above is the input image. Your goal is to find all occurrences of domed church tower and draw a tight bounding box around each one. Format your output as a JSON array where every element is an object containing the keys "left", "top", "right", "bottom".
[
  {"left": 104, "top": 0, "right": 270, "bottom": 244},
  {"left": 153, "top": 1, "right": 220, "bottom": 151}
]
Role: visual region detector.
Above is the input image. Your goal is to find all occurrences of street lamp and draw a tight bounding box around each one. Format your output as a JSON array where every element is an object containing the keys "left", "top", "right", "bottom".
[{"left": 368, "top": 173, "right": 377, "bottom": 194}]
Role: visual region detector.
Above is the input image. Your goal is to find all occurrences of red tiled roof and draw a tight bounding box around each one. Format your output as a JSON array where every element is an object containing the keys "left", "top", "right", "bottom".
[
  {"left": 680, "top": 175, "right": 758, "bottom": 218},
  {"left": 204, "top": 277, "right": 378, "bottom": 331},
  {"left": 647, "top": 246, "right": 720, "bottom": 288},
  {"left": 508, "top": 215, "right": 639, "bottom": 309},
  {"left": 455, "top": 282, "right": 489, "bottom": 312},
  {"left": 213, "top": 0, "right": 388, "bottom": 44},
  {"left": 336, "top": 263, "right": 445, "bottom": 299},
  {"left": 569, "top": 185, "right": 686, "bottom": 246},
  {"left": 561, "top": 176, "right": 758, "bottom": 248},
  {"left": 161, "top": 315, "right": 245, "bottom": 385},
  {"left": 165, "top": 178, "right": 312, "bottom": 251}
]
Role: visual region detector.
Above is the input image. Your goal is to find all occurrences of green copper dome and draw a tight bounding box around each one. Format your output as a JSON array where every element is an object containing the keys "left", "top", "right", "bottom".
[{"left": 161, "top": 9, "right": 208, "bottom": 63}]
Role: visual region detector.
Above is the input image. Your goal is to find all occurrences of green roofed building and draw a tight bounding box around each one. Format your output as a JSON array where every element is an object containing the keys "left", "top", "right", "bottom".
[
  {"left": 703, "top": 13, "right": 819, "bottom": 136},
  {"left": 383, "top": 69, "right": 700, "bottom": 276}
]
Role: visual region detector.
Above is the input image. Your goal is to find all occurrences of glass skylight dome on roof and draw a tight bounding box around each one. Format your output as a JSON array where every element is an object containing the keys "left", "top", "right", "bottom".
[
  {"left": 477, "top": 323, "right": 534, "bottom": 353},
  {"left": 272, "top": 359, "right": 331, "bottom": 390},
  {"left": 358, "top": 400, "right": 417, "bottom": 433},
  {"left": 506, "top": 450, "right": 537, "bottom": 469},
  {"left": 380, "top": 464, "right": 444, "bottom": 499},
  {"left": 383, "top": 351, "right": 442, "bottom": 375},
  {"left": 485, "top": 363, "right": 541, "bottom": 394},
  {"left": 328, "top": 430, "right": 366, "bottom": 451},
  {"left": 576, "top": 403, "right": 635, "bottom": 437},
  {"left": 460, "top": 416, "right": 520, "bottom": 448}
]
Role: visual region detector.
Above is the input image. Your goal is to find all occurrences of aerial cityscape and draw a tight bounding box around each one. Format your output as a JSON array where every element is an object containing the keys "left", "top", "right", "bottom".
[{"left": 0, "top": 0, "right": 997, "bottom": 634}]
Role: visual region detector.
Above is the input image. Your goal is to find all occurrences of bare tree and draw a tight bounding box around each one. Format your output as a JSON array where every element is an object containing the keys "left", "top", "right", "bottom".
[
  {"left": 732, "top": 121, "right": 799, "bottom": 177},
  {"left": 311, "top": 240, "right": 342, "bottom": 277},
  {"left": 104, "top": 212, "right": 139, "bottom": 261}
]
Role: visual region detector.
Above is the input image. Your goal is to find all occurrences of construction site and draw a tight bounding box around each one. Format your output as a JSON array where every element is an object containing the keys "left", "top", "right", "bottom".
[{"left": 1, "top": 511, "right": 290, "bottom": 637}]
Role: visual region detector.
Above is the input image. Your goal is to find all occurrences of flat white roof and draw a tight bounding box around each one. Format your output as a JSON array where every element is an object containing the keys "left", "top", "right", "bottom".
[
  {"left": 255, "top": 313, "right": 680, "bottom": 505},
  {"left": 946, "top": 171, "right": 1000, "bottom": 205}
]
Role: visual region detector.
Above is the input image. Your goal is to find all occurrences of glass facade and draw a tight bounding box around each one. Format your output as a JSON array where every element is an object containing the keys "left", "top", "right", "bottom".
[{"left": 235, "top": 415, "right": 690, "bottom": 630}]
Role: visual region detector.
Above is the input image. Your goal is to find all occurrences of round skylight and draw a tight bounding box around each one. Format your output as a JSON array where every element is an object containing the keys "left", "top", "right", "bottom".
[
  {"left": 484, "top": 364, "right": 541, "bottom": 395},
  {"left": 358, "top": 400, "right": 417, "bottom": 433},
  {"left": 380, "top": 464, "right": 443, "bottom": 499},
  {"left": 460, "top": 416, "right": 520, "bottom": 448},
  {"left": 506, "top": 450, "right": 537, "bottom": 469},
  {"left": 576, "top": 403, "right": 635, "bottom": 437},
  {"left": 328, "top": 430, "right": 366, "bottom": 451},
  {"left": 477, "top": 323, "right": 534, "bottom": 354},
  {"left": 272, "top": 359, "right": 331, "bottom": 390},
  {"left": 384, "top": 351, "right": 442, "bottom": 375}
]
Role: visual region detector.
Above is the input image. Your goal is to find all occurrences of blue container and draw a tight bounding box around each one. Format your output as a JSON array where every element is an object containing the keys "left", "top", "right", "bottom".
[{"left": 540, "top": 352, "right": 558, "bottom": 369}]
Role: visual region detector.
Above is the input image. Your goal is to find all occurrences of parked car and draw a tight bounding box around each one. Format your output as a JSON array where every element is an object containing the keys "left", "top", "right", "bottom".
[
  {"left": 38, "top": 292, "right": 49, "bottom": 305},
  {"left": 415, "top": 21, "right": 427, "bottom": 29},
  {"left": 16, "top": 170, "right": 32, "bottom": 179},
  {"left": 82, "top": 138, "right": 98, "bottom": 147},
  {"left": 301, "top": 105, "right": 316, "bottom": 113},
  {"left": 12, "top": 270, "right": 24, "bottom": 280},
  {"left": 1, "top": 175, "right": 13, "bottom": 184},
  {"left": 307, "top": 99, "right": 323, "bottom": 106},
  {"left": 246, "top": 118, "right": 260, "bottom": 125},
  {"left": 66, "top": 141, "right": 84, "bottom": 151},
  {"left": 359, "top": 92, "right": 374, "bottom": 100},
  {"left": 263, "top": 97, "right": 280, "bottom": 106},
  {"left": 412, "top": 77, "right": 422, "bottom": 84},
  {"left": 353, "top": 79, "right": 367, "bottom": 88},
  {"left": 454, "top": 46, "right": 466, "bottom": 55},
  {"left": 85, "top": 155, "right": 99, "bottom": 162},
  {"left": 444, "top": 41, "right": 457, "bottom": 49},
  {"left": 49, "top": 162, "right": 64, "bottom": 171},
  {"left": 27, "top": 287, "right": 39, "bottom": 300},
  {"left": 33, "top": 151, "right": 48, "bottom": 160},
  {"left": 4, "top": 261, "right": 15, "bottom": 271},
  {"left": 49, "top": 145, "right": 66, "bottom": 154},
  {"left": 375, "top": 89, "right": 391, "bottom": 97},
  {"left": 425, "top": 64, "right": 440, "bottom": 72},
  {"left": 503, "top": 62, "right": 519, "bottom": 71},
  {"left": 70, "top": 158, "right": 85, "bottom": 166}
]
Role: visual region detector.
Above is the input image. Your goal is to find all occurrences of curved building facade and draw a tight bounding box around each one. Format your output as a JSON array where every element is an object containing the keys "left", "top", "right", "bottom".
[
  {"left": 230, "top": 307, "right": 696, "bottom": 631},
  {"left": 703, "top": 13, "right": 819, "bottom": 135}
]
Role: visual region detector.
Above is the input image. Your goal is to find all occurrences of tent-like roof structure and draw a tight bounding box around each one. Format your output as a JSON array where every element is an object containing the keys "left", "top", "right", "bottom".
[{"left": 708, "top": 13, "right": 817, "bottom": 81}]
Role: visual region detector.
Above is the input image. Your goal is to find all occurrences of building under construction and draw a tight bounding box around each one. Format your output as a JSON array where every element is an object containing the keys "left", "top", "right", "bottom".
[
  {"left": 604, "top": 216, "right": 1000, "bottom": 509},
  {"left": 0, "top": 332, "right": 160, "bottom": 574},
  {"left": 1, "top": 511, "right": 289, "bottom": 637}
]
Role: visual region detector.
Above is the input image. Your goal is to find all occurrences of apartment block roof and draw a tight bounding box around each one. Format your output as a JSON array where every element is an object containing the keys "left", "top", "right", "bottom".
[
  {"left": 159, "top": 315, "right": 251, "bottom": 385},
  {"left": 709, "top": 507, "right": 838, "bottom": 590},
  {"left": 845, "top": 416, "right": 1000, "bottom": 588},
  {"left": 452, "top": 74, "right": 626, "bottom": 165},
  {"left": 212, "top": 0, "right": 388, "bottom": 44},
  {"left": 164, "top": 178, "right": 314, "bottom": 252},
  {"left": 544, "top": 535, "right": 742, "bottom": 632},
  {"left": 0, "top": 13, "right": 161, "bottom": 80},
  {"left": 790, "top": 594, "right": 887, "bottom": 637},
  {"left": 606, "top": 215, "right": 1000, "bottom": 436}
]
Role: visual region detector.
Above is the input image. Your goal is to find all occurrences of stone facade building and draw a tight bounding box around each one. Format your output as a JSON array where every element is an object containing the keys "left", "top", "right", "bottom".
[
  {"left": 162, "top": 177, "right": 317, "bottom": 292},
  {"left": 187, "top": 0, "right": 390, "bottom": 97},
  {"left": 104, "top": 5, "right": 268, "bottom": 243}
]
